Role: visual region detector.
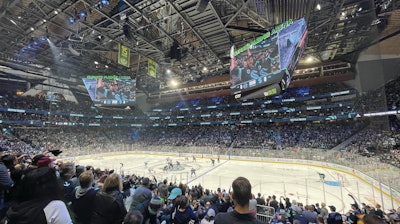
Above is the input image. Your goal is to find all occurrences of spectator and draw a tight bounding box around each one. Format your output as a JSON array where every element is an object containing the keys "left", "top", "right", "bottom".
[
  {"left": 256, "top": 193, "right": 265, "bottom": 214},
  {"left": 0, "top": 151, "right": 14, "bottom": 219},
  {"left": 142, "top": 197, "right": 162, "bottom": 224},
  {"left": 327, "top": 205, "right": 342, "bottom": 224},
  {"left": 2, "top": 167, "right": 72, "bottom": 223},
  {"left": 58, "top": 162, "right": 77, "bottom": 205},
  {"left": 319, "top": 202, "right": 329, "bottom": 223},
  {"left": 302, "top": 205, "right": 318, "bottom": 224},
  {"left": 346, "top": 203, "right": 361, "bottom": 224},
  {"left": 363, "top": 213, "right": 385, "bottom": 224},
  {"left": 71, "top": 171, "right": 98, "bottom": 224},
  {"left": 375, "top": 204, "right": 384, "bottom": 219},
  {"left": 158, "top": 179, "right": 169, "bottom": 202},
  {"left": 268, "top": 195, "right": 279, "bottom": 213},
  {"left": 214, "top": 176, "right": 263, "bottom": 224},
  {"left": 172, "top": 195, "right": 199, "bottom": 224},
  {"left": 270, "top": 209, "right": 291, "bottom": 224},
  {"left": 91, "top": 173, "right": 127, "bottom": 224},
  {"left": 201, "top": 208, "right": 216, "bottom": 224},
  {"left": 124, "top": 210, "right": 144, "bottom": 224},
  {"left": 293, "top": 205, "right": 308, "bottom": 224},
  {"left": 129, "top": 177, "right": 152, "bottom": 214}
]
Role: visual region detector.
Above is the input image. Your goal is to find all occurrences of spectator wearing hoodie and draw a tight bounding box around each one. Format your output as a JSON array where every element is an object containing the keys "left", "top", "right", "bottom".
[{"left": 71, "top": 171, "right": 98, "bottom": 224}]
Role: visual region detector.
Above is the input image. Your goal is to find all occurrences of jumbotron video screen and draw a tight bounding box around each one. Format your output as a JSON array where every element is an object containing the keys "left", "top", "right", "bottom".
[
  {"left": 230, "top": 18, "right": 307, "bottom": 99},
  {"left": 82, "top": 75, "right": 136, "bottom": 106}
]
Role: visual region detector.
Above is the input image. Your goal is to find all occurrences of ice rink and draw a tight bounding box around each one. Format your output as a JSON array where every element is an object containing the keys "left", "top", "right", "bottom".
[{"left": 73, "top": 152, "right": 400, "bottom": 213}]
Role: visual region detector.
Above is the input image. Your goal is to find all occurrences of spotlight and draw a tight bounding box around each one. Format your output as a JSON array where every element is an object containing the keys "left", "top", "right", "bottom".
[
  {"left": 33, "top": 40, "right": 39, "bottom": 46},
  {"left": 79, "top": 11, "right": 87, "bottom": 18},
  {"left": 95, "top": 35, "right": 103, "bottom": 42},
  {"left": 101, "top": 0, "right": 110, "bottom": 6},
  {"left": 21, "top": 49, "right": 26, "bottom": 53},
  {"left": 40, "top": 36, "right": 47, "bottom": 42},
  {"left": 170, "top": 79, "right": 178, "bottom": 87},
  {"left": 27, "top": 45, "right": 32, "bottom": 49},
  {"left": 69, "top": 17, "right": 75, "bottom": 24},
  {"left": 9, "top": 19, "right": 17, "bottom": 25}
]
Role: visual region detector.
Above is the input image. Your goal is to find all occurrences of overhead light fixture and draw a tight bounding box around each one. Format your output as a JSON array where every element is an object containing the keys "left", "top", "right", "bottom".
[
  {"left": 169, "top": 79, "right": 178, "bottom": 87},
  {"left": 9, "top": 19, "right": 17, "bottom": 25},
  {"left": 306, "top": 56, "right": 313, "bottom": 63},
  {"left": 95, "top": 35, "right": 103, "bottom": 42},
  {"left": 43, "top": 19, "right": 47, "bottom": 23},
  {"left": 100, "top": 0, "right": 110, "bottom": 7},
  {"left": 79, "top": 11, "right": 87, "bottom": 19},
  {"left": 69, "top": 17, "right": 75, "bottom": 24},
  {"left": 94, "top": 61, "right": 99, "bottom": 65},
  {"left": 40, "top": 36, "right": 47, "bottom": 42},
  {"left": 54, "top": 10, "right": 59, "bottom": 14},
  {"left": 30, "top": 27, "right": 35, "bottom": 31},
  {"left": 316, "top": 4, "right": 321, "bottom": 10}
]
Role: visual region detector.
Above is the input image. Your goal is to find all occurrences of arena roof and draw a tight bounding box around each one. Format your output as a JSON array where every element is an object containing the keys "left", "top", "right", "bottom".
[{"left": 0, "top": 0, "right": 399, "bottom": 97}]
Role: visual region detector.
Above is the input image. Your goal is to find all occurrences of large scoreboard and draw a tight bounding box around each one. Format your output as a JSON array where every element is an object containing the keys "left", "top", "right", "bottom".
[
  {"left": 82, "top": 75, "right": 136, "bottom": 106},
  {"left": 230, "top": 18, "right": 307, "bottom": 100}
]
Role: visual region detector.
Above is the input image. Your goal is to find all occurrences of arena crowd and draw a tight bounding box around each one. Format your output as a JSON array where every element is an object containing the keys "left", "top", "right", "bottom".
[{"left": 0, "top": 77, "right": 399, "bottom": 223}]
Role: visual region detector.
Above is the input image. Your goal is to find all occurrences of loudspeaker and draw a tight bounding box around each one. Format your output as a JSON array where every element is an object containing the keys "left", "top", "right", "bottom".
[
  {"left": 196, "top": 0, "right": 210, "bottom": 13},
  {"left": 168, "top": 41, "right": 181, "bottom": 61},
  {"left": 123, "top": 24, "right": 134, "bottom": 41}
]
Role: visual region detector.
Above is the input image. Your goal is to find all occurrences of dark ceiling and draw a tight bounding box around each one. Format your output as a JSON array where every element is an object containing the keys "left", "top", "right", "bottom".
[{"left": 0, "top": 0, "right": 399, "bottom": 96}]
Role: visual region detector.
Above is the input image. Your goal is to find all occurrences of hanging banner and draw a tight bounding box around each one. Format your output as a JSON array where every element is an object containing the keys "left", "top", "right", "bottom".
[
  {"left": 148, "top": 59, "right": 157, "bottom": 78},
  {"left": 118, "top": 43, "right": 130, "bottom": 67}
]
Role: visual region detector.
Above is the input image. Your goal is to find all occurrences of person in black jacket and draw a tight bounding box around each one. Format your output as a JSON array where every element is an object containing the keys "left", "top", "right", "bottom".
[
  {"left": 71, "top": 171, "right": 98, "bottom": 224},
  {"left": 215, "top": 177, "right": 263, "bottom": 224},
  {"left": 91, "top": 173, "right": 127, "bottom": 224},
  {"left": 2, "top": 167, "right": 72, "bottom": 223},
  {"left": 327, "top": 205, "right": 343, "bottom": 224}
]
